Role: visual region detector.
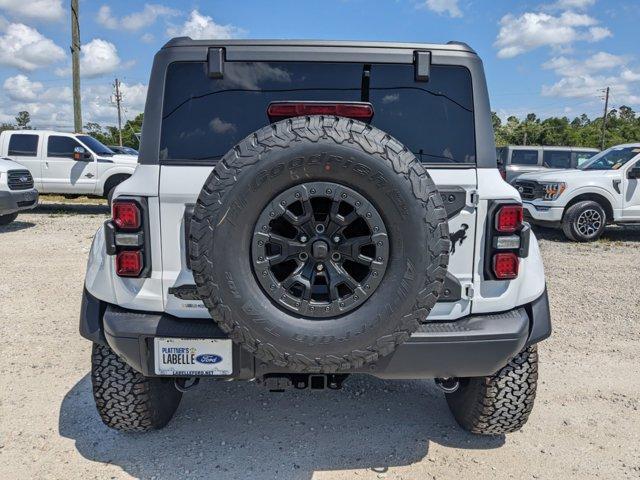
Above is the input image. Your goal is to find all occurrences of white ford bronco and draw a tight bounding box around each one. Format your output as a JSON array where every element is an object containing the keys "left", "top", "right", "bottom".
[
  {"left": 0, "top": 130, "right": 137, "bottom": 204},
  {"left": 0, "top": 157, "right": 38, "bottom": 225},
  {"left": 515, "top": 144, "right": 640, "bottom": 241},
  {"left": 79, "top": 39, "right": 551, "bottom": 435}
]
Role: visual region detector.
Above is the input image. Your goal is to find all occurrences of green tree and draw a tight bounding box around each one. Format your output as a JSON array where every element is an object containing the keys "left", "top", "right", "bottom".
[{"left": 15, "top": 111, "right": 31, "bottom": 129}]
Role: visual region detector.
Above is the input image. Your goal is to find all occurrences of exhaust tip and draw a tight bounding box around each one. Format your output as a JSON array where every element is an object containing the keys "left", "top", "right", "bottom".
[{"left": 435, "top": 377, "right": 460, "bottom": 394}]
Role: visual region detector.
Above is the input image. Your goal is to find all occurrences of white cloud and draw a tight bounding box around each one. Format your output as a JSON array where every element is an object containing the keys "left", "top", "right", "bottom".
[
  {"left": 0, "top": 78, "right": 147, "bottom": 129},
  {"left": 98, "top": 3, "right": 177, "bottom": 31},
  {"left": 209, "top": 117, "right": 236, "bottom": 134},
  {"left": 3, "top": 74, "right": 42, "bottom": 101},
  {"left": 140, "top": 33, "right": 155, "bottom": 44},
  {"left": 543, "top": 52, "right": 626, "bottom": 76},
  {"left": 0, "top": 0, "right": 64, "bottom": 21},
  {"left": 421, "top": 0, "right": 462, "bottom": 18},
  {"left": 166, "top": 10, "right": 244, "bottom": 40},
  {"left": 82, "top": 39, "right": 121, "bottom": 78},
  {"left": 0, "top": 22, "right": 65, "bottom": 70},
  {"left": 550, "top": 0, "right": 595, "bottom": 10},
  {"left": 495, "top": 11, "right": 611, "bottom": 58}
]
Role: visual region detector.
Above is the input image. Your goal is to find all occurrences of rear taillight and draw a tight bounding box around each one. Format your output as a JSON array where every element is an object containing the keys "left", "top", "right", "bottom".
[
  {"left": 107, "top": 198, "right": 147, "bottom": 278},
  {"left": 493, "top": 252, "right": 519, "bottom": 279},
  {"left": 495, "top": 205, "right": 523, "bottom": 233},
  {"left": 112, "top": 201, "right": 140, "bottom": 230},
  {"left": 116, "top": 251, "right": 143, "bottom": 277},
  {"left": 267, "top": 102, "right": 374, "bottom": 121},
  {"left": 485, "top": 202, "right": 529, "bottom": 281}
]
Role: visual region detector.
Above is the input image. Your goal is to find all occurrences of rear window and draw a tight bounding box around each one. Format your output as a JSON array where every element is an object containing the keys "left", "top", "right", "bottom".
[
  {"left": 160, "top": 61, "right": 476, "bottom": 164},
  {"left": 8, "top": 134, "right": 38, "bottom": 156},
  {"left": 543, "top": 150, "right": 571, "bottom": 169},
  {"left": 511, "top": 150, "right": 538, "bottom": 165}
]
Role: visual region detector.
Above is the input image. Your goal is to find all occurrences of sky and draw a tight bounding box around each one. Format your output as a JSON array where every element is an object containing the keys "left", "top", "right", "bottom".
[{"left": 0, "top": 0, "right": 638, "bottom": 130}]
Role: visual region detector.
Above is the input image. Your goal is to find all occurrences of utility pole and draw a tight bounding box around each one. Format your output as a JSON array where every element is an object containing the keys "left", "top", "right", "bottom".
[
  {"left": 113, "top": 78, "right": 123, "bottom": 146},
  {"left": 600, "top": 86, "right": 610, "bottom": 150},
  {"left": 523, "top": 128, "right": 528, "bottom": 146},
  {"left": 70, "top": 0, "right": 82, "bottom": 132}
]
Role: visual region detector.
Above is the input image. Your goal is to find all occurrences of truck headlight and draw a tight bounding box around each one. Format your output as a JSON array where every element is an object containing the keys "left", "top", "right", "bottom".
[{"left": 541, "top": 182, "right": 566, "bottom": 200}]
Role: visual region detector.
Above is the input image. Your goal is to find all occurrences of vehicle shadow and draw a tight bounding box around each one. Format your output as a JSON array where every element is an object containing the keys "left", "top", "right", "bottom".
[
  {"left": 59, "top": 374, "right": 504, "bottom": 480},
  {"left": 0, "top": 220, "right": 36, "bottom": 233},
  {"left": 532, "top": 224, "right": 640, "bottom": 243},
  {"left": 31, "top": 203, "right": 110, "bottom": 215}
]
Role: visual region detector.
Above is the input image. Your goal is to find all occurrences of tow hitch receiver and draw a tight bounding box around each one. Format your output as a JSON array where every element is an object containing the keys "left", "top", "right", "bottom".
[{"left": 262, "top": 374, "right": 349, "bottom": 392}]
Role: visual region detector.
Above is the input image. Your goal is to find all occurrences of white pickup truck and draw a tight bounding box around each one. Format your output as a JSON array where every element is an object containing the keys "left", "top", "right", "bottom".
[
  {"left": 515, "top": 143, "right": 640, "bottom": 241},
  {"left": 0, "top": 130, "right": 137, "bottom": 203}
]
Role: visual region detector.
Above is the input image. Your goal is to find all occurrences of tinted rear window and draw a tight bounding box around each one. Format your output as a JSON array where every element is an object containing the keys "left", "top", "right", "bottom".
[
  {"left": 8, "top": 134, "right": 38, "bottom": 156},
  {"left": 543, "top": 150, "right": 571, "bottom": 169},
  {"left": 511, "top": 150, "right": 538, "bottom": 165},
  {"left": 160, "top": 62, "right": 475, "bottom": 164}
]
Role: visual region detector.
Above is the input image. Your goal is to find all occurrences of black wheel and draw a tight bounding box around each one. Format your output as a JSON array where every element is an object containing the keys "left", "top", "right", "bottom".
[
  {"left": 562, "top": 200, "right": 606, "bottom": 242},
  {"left": 0, "top": 212, "right": 18, "bottom": 225},
  {"left": 445, "top": 346, "right": 539, "bottom": 435},
  {"left": 91, "top": 343, "right": 182, "bottom": 432},
  {"left": 190, "top": 116, "right": 450, "bottom": 373}
]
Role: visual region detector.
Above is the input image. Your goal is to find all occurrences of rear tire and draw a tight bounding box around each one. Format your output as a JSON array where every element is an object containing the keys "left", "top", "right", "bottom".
[
  {"left": 561, "top": 200, "right": 606, "bottom": 242},
  {"left": 445, "top": 346, "right": 539, "bottom": 435},
  {"left": 91, "top": 343, "right": 182, "bottom": 432},
  {"left": 0, "top": 212, "right": 18, "bottom": 225}
]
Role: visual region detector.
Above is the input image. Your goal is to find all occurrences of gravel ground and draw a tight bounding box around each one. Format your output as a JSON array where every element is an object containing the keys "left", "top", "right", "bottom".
[{"left": 1, "top": 202, "right": 639, "bottom": 480}]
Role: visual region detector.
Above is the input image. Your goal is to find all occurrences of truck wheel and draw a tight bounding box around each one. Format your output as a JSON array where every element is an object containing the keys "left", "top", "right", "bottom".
[
  {"left": 91, "top": 343, "right": 182, "bottom": 432},
  {"left": 445, "top": 346, "right": 538, "bottom": 435},
  {"left": 561, "top": 200, "right": 606, "bottom": 242},
  {"left": 0, "top": 212, "right": 18, "bottom": 225},
  {"left": 190, "top": 116, "right": 450, "bottom": 373}
]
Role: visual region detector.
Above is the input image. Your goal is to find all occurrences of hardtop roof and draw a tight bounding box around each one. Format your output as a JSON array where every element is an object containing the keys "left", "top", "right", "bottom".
[{"left": 162, "top": 37, "right": 476, "bottom": 53}]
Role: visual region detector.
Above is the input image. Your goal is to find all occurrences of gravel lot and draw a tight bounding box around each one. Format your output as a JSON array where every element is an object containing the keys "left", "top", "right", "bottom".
[{"left": 1, "top": 201, "right": 639, "bottom": 480}]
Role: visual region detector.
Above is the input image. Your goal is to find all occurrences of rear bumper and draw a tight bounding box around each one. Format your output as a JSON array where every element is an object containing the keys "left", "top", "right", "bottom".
[
  {"left": 0, "top": 189, "right": 38, "bottom": 215},
  {"left": 80, "top": 288, "right": 551, "bottom": 380}
]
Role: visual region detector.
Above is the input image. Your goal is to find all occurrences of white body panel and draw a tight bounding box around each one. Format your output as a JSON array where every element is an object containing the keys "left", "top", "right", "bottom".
[
  {"left": 84, "top": 162, "right": 547, "bottom": 322},
  {"left": 0, "top": 130, "right": 137, "bottom": 196},
  {"left": 517, "top": 144, "right": 640, "bottom": 224}
]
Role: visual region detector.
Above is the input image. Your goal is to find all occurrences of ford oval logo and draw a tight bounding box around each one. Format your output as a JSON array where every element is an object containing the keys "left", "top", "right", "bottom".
[
  {"left": 518, "top": 186, "right": 524, "bottom": 193},
  {"left": 196, "top": 354, "right": 223, "bottom": 364}
]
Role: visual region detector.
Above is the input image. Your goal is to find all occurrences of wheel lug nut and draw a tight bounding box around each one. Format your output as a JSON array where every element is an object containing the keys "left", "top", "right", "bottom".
[
  {"left": 316, "top": 263, "right": 324, "bottom": 271},
  {"left": 300, "top": 235, "right": 308, "bottom": 242},
  {"left": 333, "top": 236, "right": 340, "bottom": 243}
]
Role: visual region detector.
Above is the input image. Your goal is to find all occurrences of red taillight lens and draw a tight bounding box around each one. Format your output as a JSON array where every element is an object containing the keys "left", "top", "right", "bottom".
[
  {"left": 493, "top": 252, "right": 519, "bottom": 279},
  {"left": 495, "top": 205, "right": 523, "bottom": 233},
  {"left": 113, "top": 201, "right": 140, "bottom": 230},
  {"left": 116, "top": 250, "right": 143, "bottom": 277},
  {"left": 267, "top": 102, "right": 374, "bottom": 121}
]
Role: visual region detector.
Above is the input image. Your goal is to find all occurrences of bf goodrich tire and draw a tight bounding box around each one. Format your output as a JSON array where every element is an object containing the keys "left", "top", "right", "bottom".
[
  {"left": 0, "top": 212, "right": 18, "bottom": 225},
  {"left": 445, "top": 346, "right": 539, "bottom": 435},
  {"left": 190, "top": 116, "right": 450, "bottom": 373},
  {"left": 91, "top": 343, "right": 182, "bottom": 432},
  {"left": 561, "top": 200, "right": 606, "bottom": 242}
]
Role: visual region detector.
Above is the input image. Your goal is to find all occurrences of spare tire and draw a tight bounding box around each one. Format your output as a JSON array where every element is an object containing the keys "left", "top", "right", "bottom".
[{"left": 189, "top": 116, "right": 449, "bottom": 372}]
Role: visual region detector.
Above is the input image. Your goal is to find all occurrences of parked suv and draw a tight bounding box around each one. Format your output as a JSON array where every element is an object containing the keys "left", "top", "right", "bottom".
[
  {"left": 80, "top": 39, "right": 551, "bottom": 435},
  {"left": 498, "top": 145, "right": 599, "bottom": 183},
  {"left": 0, "top": 130, "right": 137, "bottom": 203},
  {"left": 515, "top": 144, "right": 640, "bottom": 241},
  {"left": 0, "top": 157, "right": 38, "bottom": 225}
]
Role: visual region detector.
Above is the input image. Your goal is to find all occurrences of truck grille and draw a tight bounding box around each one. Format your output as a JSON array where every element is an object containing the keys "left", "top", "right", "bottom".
[
  {"left": 7, "top": 170, "right": 34, "bottom": 191},
  {"left": 514, "top": 180, "right": 542, "bottom": 200}
]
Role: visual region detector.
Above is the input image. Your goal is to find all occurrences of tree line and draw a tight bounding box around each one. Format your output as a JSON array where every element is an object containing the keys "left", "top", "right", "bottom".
[
  {"left": 493, "top": 105, "right": 640, "bottom": 149},
  {"left": 2, "top": 107, "right": 639, "bottom": 151}
]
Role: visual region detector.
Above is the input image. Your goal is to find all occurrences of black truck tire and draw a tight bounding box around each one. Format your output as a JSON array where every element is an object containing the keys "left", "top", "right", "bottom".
[
  {"left": 561, "top": 200, "right": 606, "bottom": 242},
  {"left": 190, "top": 116, "right": 450, "bottom": 373},
  {"left": 91, "top": 343, "right": 182, "bottom": 432},
  {"left": 0, "top": 212, "right": 18, "bottom": 225},
  {"left": 445, "top": 346, "right": 539, "bottom": 435}
]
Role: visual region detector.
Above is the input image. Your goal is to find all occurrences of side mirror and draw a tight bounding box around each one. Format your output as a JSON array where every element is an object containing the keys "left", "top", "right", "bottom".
[
  {"left": 73, "top": 146, "right": 92, "bottom": 161},
  {"left": 628, "top": 166, "right": 640, "bottom": 179}
]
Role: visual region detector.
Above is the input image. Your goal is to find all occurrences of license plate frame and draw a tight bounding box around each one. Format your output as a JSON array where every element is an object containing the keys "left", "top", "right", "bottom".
[{"left": 154, "top": 337, "right": 233, "bottom": 376}]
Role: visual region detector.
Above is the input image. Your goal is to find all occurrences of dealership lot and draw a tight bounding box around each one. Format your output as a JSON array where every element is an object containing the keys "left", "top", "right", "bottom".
[{"left": 1, "top": 201, "right": 639, "bottom": 480}]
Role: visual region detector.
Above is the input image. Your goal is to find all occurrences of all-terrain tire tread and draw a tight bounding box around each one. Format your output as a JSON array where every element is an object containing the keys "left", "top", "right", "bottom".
[
  {"left": 445, "top": 346, "right": 539, "bottom": 435},
  {"left": 189, "top": 116, "right": 450, "bottom": 372},
  {"left": 91, "top": 343, "right": 182, "bottom": 432}
]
